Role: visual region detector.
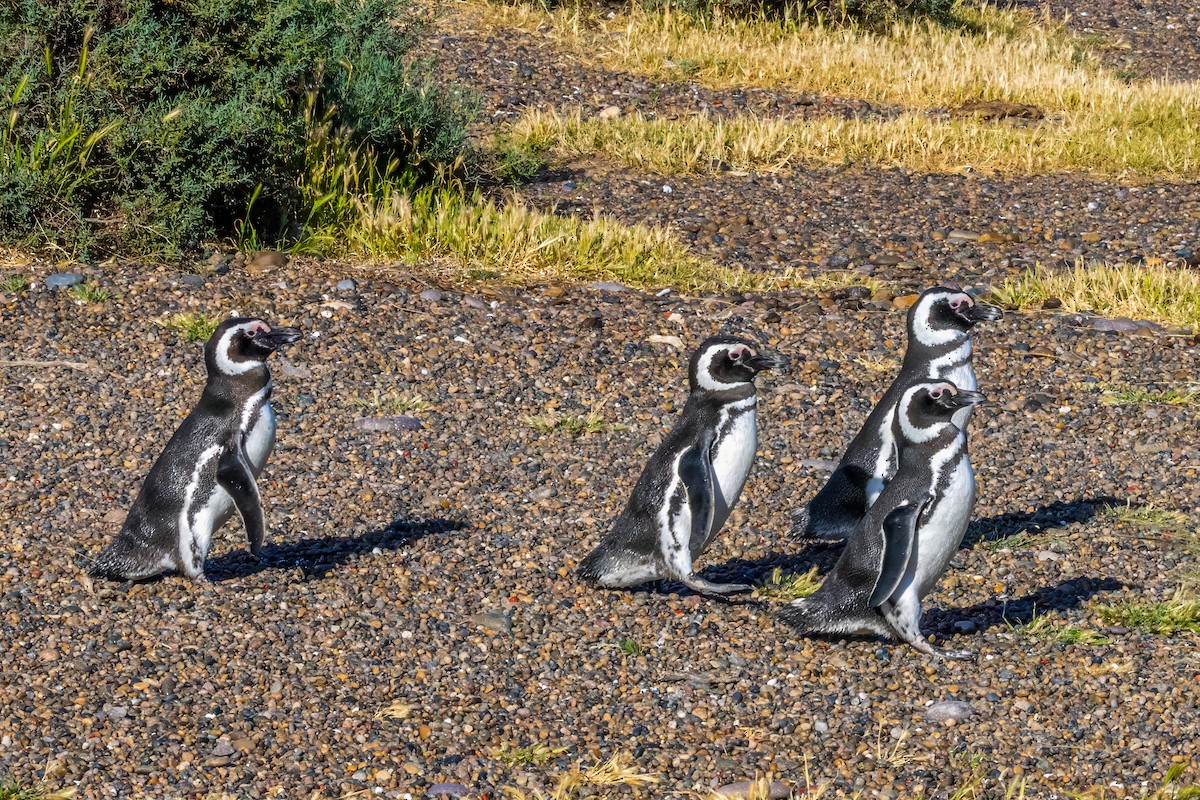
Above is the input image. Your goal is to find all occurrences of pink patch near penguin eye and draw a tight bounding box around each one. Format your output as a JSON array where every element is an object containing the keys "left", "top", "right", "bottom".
[{"left": 246, "top": 321, "right": 271, "bottom": 337}]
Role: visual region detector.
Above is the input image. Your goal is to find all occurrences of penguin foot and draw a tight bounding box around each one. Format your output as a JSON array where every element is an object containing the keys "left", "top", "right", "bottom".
[
  {"left": 682, "top": 575, "right": 752, "bottom": 596},
  {"left": 933, "top": 647, "right": 976, "bottom": 661}
]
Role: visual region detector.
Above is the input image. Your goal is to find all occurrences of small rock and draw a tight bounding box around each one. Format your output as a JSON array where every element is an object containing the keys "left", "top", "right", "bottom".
[
  {"left": 204, "top": 755, "right": 232, "bottom": 768},
  {"left": 276, "top": 356, "right": 312, "bottom": 379},
  {"left": 420, "top": 289, "right": 444, "bottom": 302},
  {"left": 335, "top": 279, "right": 357, "bottom": 292},
  {"left": 106, "top": 706, "right": 128, "bottom": 721},
  {"left": 468, "top": 611, "right": 513, "bottom": 634},
  {"left": 712, "top": 780, "right": 792, "bottom": 799},
  {"left": 247, "top": 250, "right": 288, "bottom": 276},
  {"left": 800, "top": 457, "right": 839, "bottom": 471},
  {"left": 950, "top": 100, "right": 1044, "bottom": 120},
  {"left": 210, "top": 739, "right": 235, "bottom": 758},
  {"left": 428, "top": 783, "right": 470, "bottom": 798},
  {"left": 1042, "top": 297, "right": 1063, "bottom": 309},
  {"left": 924, "top": 700, "right": 975, "bottom": 725},
  {"left": 1104, "top": 625, "right": 1130, "bottom": 635},
  {"left": 174, "top": 274, "right": 205, "bottom": 288},
  {"left": 462, "top": 295, "right": 488, "bottom": 310},
  {"left": 353, "top": 416, "right": 423, "bottom": 432},
  {"left": 531, "top": 485, "right": 557, "bottom": 501},
  {"left": 976, "top": 231, "right": 1006, "bottom": 244},
  {"left": 813, "top": 720, "right": 829, "bottom": 733},
  {"left": 1089, "top": 316, "right": 1161, "bottom": 333},
  {"left": 893, "top": 294, "right": 920, "bottom": 309},
  {"left": 648, "top": 334, "right": 685, "bottom": 350},
  {"left": 953, "top": 619, "right": 977, "bottom": 634},
  {"left": 947, "top": 229, "right": 981, "bottom": 242},
  {"left": 1036, "top": 550, "right": 1061, "bottom": 561},
  {"left": 46, "top": 272, "right": 84, "bottom": 289},
  {"left": 589, "top": 281, "right": 629, "bottom": 293},
  {"left": 598, "top": 105, "right": 621, "bottom": 120},
  {"left": 38, "top": 648, "right": 58, "bottom": 662}
]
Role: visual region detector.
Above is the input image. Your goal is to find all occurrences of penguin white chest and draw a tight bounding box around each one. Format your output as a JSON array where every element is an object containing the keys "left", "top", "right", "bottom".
[
  {"left": 915, "top": 457, "right": 975, "bottom": 597},
  {"left": 240, "top": 383, "right": 277, "bottom": 474},
  {"left": 243, "top": 402, "right": 276, "bottom": 474},
  {"left": 709, "top": 400, "right": 757, "bottom": 530}
]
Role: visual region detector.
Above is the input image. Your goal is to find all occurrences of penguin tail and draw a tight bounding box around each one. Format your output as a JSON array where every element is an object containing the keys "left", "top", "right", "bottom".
[
  {"left": 89, "top": 539, "right": 146, "bottom": 581},
  {"left": 576, "top": 547, "right": 607, "bottom": 583},
  {"left": 789, "top": 506, "right": 814, "bottom": 539},
  {"left": 776, "top": 599, "right": 820, "bottom": 633}
]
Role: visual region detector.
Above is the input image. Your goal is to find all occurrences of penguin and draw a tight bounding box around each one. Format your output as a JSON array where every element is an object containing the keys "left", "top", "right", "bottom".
[
  {"left": 91, "top": 317, "right": 301, "bottom": 582},
  {"left": 578, "top": 336, "right": 787, "bottom": 595},
  {"left": 792, "top": 286, "right": 1000, "bottom": 540},
  {"left": 778, "top": 380, "right": 984, "bottom": 660}
]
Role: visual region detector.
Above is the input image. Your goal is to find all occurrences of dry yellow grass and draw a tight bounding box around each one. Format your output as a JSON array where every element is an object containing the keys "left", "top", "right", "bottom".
[
  {"left": 990, "top": 261, "right": 1200, "bottom": 329},
  {"left": 506, "top": 107, "right": 1200, "bottom": 179},
  {"left": 481, "top": 2, "right": 1197, "bottom": 116}
]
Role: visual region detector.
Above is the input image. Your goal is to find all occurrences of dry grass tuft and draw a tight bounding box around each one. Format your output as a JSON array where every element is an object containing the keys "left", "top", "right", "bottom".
[
  {"left": 991, "top": 261, "right": 1200, "bottom": 330},
  {"left": 1101, "top": 502, "right": 1190, "bottom": 530},
  {"left": 483, "top": 2, "right": 1200, "bottom": 179},
  {"left": 502, "top": 752, "right": 659, "bottom": 800},
  {"left": 523, "top": 411, "right": 620, "bottom": 435},
  {"left": 0, "top": 784, "right": 75, "bottom": 800},
  {"left": 754, "top": 566, "right": 822, "bottom": 600},
  {"left": 505, "top": 107, "right": 1200, "bottom": 179},
  {"left": 350, "top": 185, "right": 806, "bottom": 293}
]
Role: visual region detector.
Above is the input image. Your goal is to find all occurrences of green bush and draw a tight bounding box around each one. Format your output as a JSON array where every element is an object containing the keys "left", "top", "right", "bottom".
[{"left": 0, "top": 0, "right": 475, "bottom": 257}]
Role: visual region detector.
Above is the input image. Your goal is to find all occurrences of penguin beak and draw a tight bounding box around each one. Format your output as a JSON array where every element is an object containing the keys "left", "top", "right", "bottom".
[
  {"left": 946, "top": 389, "right": 986, "bottom": 409},
  {"left": 963, "top": 301, "right": 1003, "bottom": 323},
  {"left": 258, "top": 326, "right": 302, "bottom": 351},
  {"left": 746, "top": 352, "right": 788, "bottom": 373}
]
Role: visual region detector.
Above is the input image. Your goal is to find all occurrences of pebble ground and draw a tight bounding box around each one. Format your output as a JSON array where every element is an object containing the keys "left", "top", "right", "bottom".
[
  {"left": 3, "top": 0, "right": 1200, "bottom": 797},
  {"left": 0, "top": 259, "right": 1198, "bottom": 799}
]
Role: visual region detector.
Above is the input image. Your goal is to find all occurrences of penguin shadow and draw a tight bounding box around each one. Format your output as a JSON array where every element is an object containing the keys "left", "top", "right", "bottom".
[
  {"left": 925, "top": 575, "right": 1125, "bottom": 635},
  {"left": 961, "top": 496, "right": 1120, "bottom": 549},
  {"left": 204, "top": 516, "right": 463, "bottom": 582}
]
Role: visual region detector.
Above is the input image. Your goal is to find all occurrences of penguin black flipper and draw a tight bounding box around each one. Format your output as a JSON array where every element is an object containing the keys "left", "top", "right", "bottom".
[
  {"left": 869, "top": 500, "right": 925, "bottom": 608},
  {"left": 216, "top": 436, "right": 266, "bottom": 556},
  {"left": 679, "top": 435, "right": 715, "bottom": 555}
]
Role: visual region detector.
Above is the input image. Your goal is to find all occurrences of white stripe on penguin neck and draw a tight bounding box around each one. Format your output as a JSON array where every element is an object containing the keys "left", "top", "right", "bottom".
[
  {"left": 214, "top": 323, "right": 264, "bottom": 376},
  {"left": 897, "top": 384, "right": 951, "bottom": 444},
  {"left": 911, "top": 293, "right": 964, "bottom": 347},
  {"left": 695, "top": 345, "right": 746, "bottom": 392}
]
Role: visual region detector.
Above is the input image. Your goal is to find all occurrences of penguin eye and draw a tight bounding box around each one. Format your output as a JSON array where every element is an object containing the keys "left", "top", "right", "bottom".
[
  {"left": 728, "top": 348, "right": 743, "bottom": 363},
  {"left": 930, "top": 388, "right": 943, "bottom": 399},
  {"left": 949, "top": 298, "right": 964, "bottom": 310},
  {"left": 245, "top": 328, "right": 258, "bottom": 339}
]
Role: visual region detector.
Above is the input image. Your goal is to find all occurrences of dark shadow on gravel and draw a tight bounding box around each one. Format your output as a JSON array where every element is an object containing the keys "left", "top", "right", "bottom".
[
  {"left": 962, "top": 497, "right": 1120, "bottom": 549},
  {"left": 205, "top": 516, "right": 463, "bottom": 582},
  {"left": 927, "top": 576, "right": 1126, "bottom": 635},
  {"left": 618, "top": 543, "right": 846, "bottom": 598}
]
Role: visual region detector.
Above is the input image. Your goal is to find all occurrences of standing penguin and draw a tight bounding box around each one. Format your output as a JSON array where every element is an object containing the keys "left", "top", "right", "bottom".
[
  {"left": 578, "top": 336, "right": 787, "bottom": 595},
  {"left": 92, "top": 317, "right": 301, "bottom": 582},
  {"left": 793, "top": 286, "right": 1000, "bottom": 540},
  {"left": 779, "top": 380, "right": 984, "bottom": 660}
]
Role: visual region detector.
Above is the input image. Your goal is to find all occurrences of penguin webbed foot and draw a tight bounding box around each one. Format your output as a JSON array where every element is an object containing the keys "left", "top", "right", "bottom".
[{"left": 681, "top": 574, "right": 752, "bottom": 596}]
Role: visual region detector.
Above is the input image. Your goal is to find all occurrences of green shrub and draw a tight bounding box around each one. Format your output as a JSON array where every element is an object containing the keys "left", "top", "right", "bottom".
[{"left": 0, "top": 0, "right": 474, "bottom": 257}]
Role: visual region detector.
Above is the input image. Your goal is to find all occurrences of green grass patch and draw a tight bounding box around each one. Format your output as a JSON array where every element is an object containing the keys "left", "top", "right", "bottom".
[
  {"left": 1010, "top": 613, "right": 1111, "bottom": 646},
  {"left": 524, "top": 412, "right": 621, "bottom": 436},
  {"left": 492, "top": 742, "right": 568, "bottom": 767},
  {"left": 0, "top": 274, "right": 28, "bottom": 294},
  {"left": 991, "top": 261, "right": 1200, "bottom": 330},
  {"left": 159, "top": 312, "right": 221, "bottom": 343},
  {"left": 1099, "top": 589, "right": 1200, "bottom": 636},
  {"left": 0, "top": 781, "right": 74, "bottom": 800},
  {"left": 1101, "top": 502, "right": 1190, "bottom": 530},
  {"left": 65, "top": 280, "right": 110, "bottom": 304},
  {"left": 754, "top": 566, "right": 822, "bottom": 600},
  {"left": 349, "top": 391, "right": 432, "bottom": 413}
]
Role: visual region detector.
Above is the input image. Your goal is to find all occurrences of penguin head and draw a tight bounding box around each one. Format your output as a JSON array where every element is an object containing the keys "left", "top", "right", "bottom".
[
  {"left": 896, "top": 380, "right": 986, "bottom": 442},
  {"left": 688, "top": 336, "right": 787, "bottom": 393},
  {"left": 205, "top": 317, "right": 302, "bottom": 376},
  {"left": 909, "top": 286, "right": 1003, "bottom": 344}
]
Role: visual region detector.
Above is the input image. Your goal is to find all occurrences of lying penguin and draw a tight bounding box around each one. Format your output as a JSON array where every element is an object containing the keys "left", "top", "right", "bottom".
[
  {"left": 779, "top": 379, "right": 983, "bottom": 660},
  {"left": 92, "top": 317, "right": 301, "bottom": 582},
  {"left": 578, "top": 336, "right": 787, "bottom": 595},
  {"left": 793, "top": 286, "right": 1000, "bottom": 541}
]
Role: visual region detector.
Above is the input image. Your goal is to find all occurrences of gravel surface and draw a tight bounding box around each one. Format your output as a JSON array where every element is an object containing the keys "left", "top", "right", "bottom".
[
  {"left": 1, "top": 261, "right": 1198, "bottom": 798},
  {"left": 2, "top": 2, "right": 1199, "bottom": 797}
]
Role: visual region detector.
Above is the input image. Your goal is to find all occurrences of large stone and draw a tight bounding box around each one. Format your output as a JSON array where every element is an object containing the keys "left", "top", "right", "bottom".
[
  {"left": 925, "top": 700, "right": 975, "bottom": 724},
  {"left": 46, "top": 272, "right": 84, "bottom": 289},
  {"left": 713, "top": 780, "right": 792, "bottom": 799}
]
